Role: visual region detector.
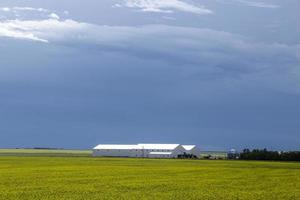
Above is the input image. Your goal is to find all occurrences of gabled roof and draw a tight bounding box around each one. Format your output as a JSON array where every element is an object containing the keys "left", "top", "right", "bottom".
[
  {"left": 93, "top": 144, "right": 141, "bottom": 150},
  {"left": 182, "top": 145, "right": 196, "bottom": 151},
  {"left": 149, "top": 152, "right": 172, "bottom": 155},
  {"left": 138, "top": 144, "right": 180, "bottom": 150},
  {"left": 93, "top": 144, "right": 181, "bottom": 150}
]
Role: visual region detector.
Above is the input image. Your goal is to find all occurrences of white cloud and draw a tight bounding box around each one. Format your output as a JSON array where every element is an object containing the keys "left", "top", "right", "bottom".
[
  {"left": 13, "top": 7, "right": 49, "bottom": 12},
  {"left": 236, "top": 0, "right": 279, "bottom": 8},
  {"left": 49, "top": 13, "right": 60, "bottom": 20},
  {"left": 113, "top": 4, "right": 122, "bottom": 8},
  {"left": 0, "top": 6, "right": 54, "bottom": 21},
  {"left": 0, "top": 20, "right": 49, "bottom": 42},
  {"left": 122, "top": 0, "right": 213, "bottom": 14},
  {"left": 0, "top": 18, "right": 87, "bottom": 43},
  {"left": 0, "top": 9, "right": 299, "bottom": 93},
  {"left": 0, "top": 6, "right": 55, "bottom": 20},
  {"left": 0, "top": 17, "right": 298, "bottom": 71},
  {"left": 218, "top": 0, "right": 280, "bottom": 8},
  {"left": 0, "top": 7, "right": 11, "bottom": 12}
]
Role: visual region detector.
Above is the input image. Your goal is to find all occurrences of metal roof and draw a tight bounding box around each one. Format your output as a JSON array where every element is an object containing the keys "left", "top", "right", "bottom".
[
  {"left": 182, "top": 145, "right": 196, "bottom": 151},
  {"left": 138, "top": 144, "right": 180, "bottom": 150},
  {"left": 149, "top": 152, "right": 172, "bottom": 155},
  {"left": 93, "top": 145, "right": 141, "bottom": 150},
  {"left": 93, "top": 144, "right": 181, "bottom": 150}
]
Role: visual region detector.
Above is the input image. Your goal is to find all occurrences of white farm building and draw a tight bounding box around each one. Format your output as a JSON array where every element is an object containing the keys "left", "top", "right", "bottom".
[
  {"left": 182, "top": 145, "right": 201, "bottom": 157},
  {"left": 92, "top": 144, "right": 200, "bottom": 158}
]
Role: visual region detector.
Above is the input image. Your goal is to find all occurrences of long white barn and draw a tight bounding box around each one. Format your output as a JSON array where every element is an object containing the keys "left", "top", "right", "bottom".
[{"left": 92, "top": 144, "right": 200, "bottom": 158}]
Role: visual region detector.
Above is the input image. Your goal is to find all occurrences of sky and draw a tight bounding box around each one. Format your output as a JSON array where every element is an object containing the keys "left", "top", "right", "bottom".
[{"left": 0, "top": 0, "right": 299, "bottom": 151}]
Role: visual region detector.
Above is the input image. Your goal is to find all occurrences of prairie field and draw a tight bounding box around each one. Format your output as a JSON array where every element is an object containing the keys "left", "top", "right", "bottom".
[{"left": 0, "top": 150, "right": 299, "bottom": 200}]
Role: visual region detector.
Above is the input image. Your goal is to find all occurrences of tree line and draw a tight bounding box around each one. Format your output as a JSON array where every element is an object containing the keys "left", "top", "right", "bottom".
[{"left": 238, "top": 149, "right": 300, "bottom": 161}]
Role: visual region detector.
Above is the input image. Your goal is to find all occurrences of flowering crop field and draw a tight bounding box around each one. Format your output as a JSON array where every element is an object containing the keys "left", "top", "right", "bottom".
[{"left": 0, "top": 151, "right": 299, "bottom": 200}]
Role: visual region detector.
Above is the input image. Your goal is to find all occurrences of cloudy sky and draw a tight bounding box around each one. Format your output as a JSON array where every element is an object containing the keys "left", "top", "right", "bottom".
[{"left": 0, "top": 0, "right": 299, "bottom": 150}]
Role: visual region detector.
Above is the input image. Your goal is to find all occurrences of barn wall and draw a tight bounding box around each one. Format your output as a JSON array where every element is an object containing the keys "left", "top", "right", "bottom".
[
  {"left": 92, "top": 145, "right": 199, "bottom": 158},
  {"left": 172, "top": 146, "right": 187, "bottom": 157},
  {"left": 190, "top": 148, "right": 201, "bottom": 157},
  {"left": 93, "top": 149, "right": 143, "bottom": 157},
  {"left": 148, "top": 154, "right": 171, "bottom": 158}
]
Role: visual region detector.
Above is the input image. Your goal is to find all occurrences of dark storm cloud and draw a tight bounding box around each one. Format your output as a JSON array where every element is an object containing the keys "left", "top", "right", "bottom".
[{"left": 0, "top": 0, "right": 300, "bottom": 150}]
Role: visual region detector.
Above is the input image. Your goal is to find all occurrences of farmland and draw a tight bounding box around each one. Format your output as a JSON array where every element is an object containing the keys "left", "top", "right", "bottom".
[{"left": 0, "top": 150, "right": 299, "bottom": 200}]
